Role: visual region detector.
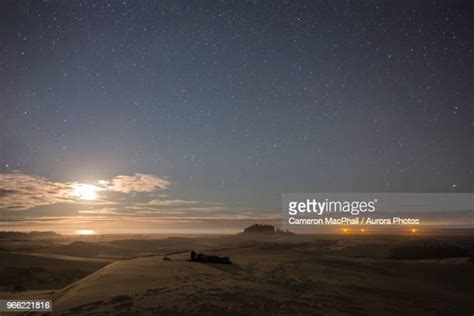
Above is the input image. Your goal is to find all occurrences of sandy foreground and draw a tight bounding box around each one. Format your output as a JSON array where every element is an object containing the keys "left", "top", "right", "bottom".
[{"left": 0, "top": 234, "right": 473, "bottom": 315}]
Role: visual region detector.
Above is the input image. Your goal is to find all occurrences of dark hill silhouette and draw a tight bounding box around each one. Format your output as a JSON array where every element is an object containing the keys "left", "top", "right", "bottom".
[
  {"left": 239, "top": 224, "right": 294, "bottom": 235},
  {"left": 0, "top": 231, "right": 59, "bottom": 239}
]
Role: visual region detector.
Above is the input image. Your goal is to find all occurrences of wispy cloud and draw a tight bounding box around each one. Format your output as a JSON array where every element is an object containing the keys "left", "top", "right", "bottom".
[
  {"left": 0, "top": 172, "right": 77, "bottom": 211},
  {"left": 77, "top": 208, "right": 122, "bottom": 215},
  {"left": 146, "top": 199, "right": 200, "bottom": 206},
  {"left": 0, "top": 171, "right": 275, "bottom": 234},
  {"left": 100, "top": 173, "right": 171, "bottom": 193},
  {"left": 0, "top": 172, "right": 172, "bottom": 211}
]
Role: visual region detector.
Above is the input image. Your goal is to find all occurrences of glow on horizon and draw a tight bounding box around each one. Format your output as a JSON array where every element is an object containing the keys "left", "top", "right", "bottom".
[{"left": 76, "top": 229, "right": 96, "bottom": 235}]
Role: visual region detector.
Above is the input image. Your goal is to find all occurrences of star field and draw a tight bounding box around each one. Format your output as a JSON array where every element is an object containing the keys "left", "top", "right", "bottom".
[{"left": 1, "top": 0, "right": 472, "bottom": 214}]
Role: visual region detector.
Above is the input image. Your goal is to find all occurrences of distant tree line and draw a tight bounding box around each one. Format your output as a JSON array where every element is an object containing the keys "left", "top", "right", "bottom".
[
  {"left": 0, "top": 231, "right": 59, "bottom": 239},
  {"left": 240, "top": 224, "right": 294, "bottom": 235}
]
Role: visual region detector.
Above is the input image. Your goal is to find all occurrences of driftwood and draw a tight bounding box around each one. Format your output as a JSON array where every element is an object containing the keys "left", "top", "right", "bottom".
[{"left": 189, "top": 251, "right": 231, "bottom": 264}]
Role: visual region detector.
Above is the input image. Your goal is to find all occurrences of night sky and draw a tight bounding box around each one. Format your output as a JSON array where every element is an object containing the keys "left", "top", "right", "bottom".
[{"left": 0, "top": 1, "right": 472, "bottom": 233}]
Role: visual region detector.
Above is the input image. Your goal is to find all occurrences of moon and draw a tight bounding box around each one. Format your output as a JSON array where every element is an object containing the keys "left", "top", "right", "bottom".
[{"left": 73, "top": 184, "right": 100, "bottom": 200}]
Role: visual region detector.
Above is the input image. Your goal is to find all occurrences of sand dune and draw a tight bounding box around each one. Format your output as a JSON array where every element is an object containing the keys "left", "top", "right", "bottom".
[
  {"left": 51, "top": 241, "right": 474, "bottom": 315},
  {"left": 0, "top": 252, "right": 108, "bottom": 293},
  {"left": 1, "top": 234, "right": 473, "bottom": 315}
]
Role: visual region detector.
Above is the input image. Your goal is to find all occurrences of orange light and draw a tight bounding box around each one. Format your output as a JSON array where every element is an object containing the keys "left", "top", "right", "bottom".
[
  {"left": 342, "top": 228, "right": 348, "bottom": 233},
  {"left": 76, "top": 229, "right": 96, "bottom": 235},
  {"left": 360, "top": 228, "right": 366, "bottom": 232},
  {"left": 410, "top": 228, "right": 417, "bottom": 233}
]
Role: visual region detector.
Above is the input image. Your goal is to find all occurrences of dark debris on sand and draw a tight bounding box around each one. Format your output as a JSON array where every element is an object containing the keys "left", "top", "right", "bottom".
[{"left": 189, "top": 251, "right": 232, "bottom": 264}]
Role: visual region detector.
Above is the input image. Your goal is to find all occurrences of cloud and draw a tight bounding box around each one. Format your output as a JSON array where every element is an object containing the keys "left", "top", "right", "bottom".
[
  {"left": 0, "top": 172, "right": 250, "bottom": 233},
  {"left": 0, "top": 188, "right": 16, "bottom": 198},
  {"left": 141, "top": 199, "right": 227, "bottom": 213},
  {"left": 0, "top": 172, "right": 171, "bottom": 211},
  {"left": 77, "top": 208, "right": 136, "bottom": 215},
  {"left": 0, "top": 172, "right": 77, "bottom": 211},
  {"left": 101, "top": 173, "right": 171, "bottom": 193},
  {"left": 146, "top": 199, "right": 200, "bottom": 206},
  {"left": 77, "top": 208, "right": 119, "bottom": 214}
]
